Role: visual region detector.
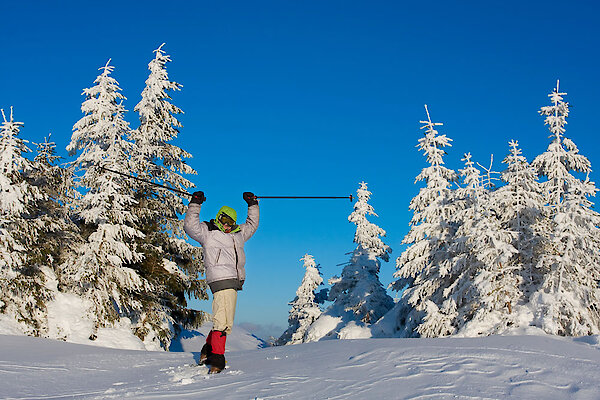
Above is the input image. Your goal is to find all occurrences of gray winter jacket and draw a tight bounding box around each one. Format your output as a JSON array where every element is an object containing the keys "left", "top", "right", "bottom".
[{"left": 183, "top": 203, "right": 259, "bottom": 293}]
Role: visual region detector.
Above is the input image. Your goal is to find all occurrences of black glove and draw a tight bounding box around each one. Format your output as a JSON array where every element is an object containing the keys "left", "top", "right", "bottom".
[
  {"left": 243, "top": 192, "right": 258, "bottom": 206},
  {"left": 190, "top": 191, "right": 206, "bottom": 205}
]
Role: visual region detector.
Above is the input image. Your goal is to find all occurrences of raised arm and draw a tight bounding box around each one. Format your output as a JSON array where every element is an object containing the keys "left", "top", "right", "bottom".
[
  {"left": 184, "top": 191, "right": 208, "bottom": 244},
  {"left": 241, "top": 192, "right": 260, "bottom": 241}
]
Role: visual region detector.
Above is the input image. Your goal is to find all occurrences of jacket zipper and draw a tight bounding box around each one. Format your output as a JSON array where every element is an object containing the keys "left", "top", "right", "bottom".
[{"left": 232, "top": 235, "right": 241, "bottom": 284}]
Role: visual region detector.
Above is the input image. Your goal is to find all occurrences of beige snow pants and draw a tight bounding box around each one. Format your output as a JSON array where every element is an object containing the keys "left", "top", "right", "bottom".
[{"left": 212, "top": 288, "right": 237, "bottom": 335}]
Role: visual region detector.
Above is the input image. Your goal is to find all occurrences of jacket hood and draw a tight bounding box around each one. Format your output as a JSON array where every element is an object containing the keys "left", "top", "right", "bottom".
[
  {"left": 217, "top": 206, "right": 237, "bottom": 222},
  {"left": 215, "top": 206, "right": 240, "bottom": 233}
]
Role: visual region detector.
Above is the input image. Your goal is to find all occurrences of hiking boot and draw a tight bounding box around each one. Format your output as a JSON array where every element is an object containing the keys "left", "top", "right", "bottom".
[
  {"left": 206, "top": 353, "right": 226, "bottom": 371},
  {"left": 199, "top": 342, "right": 211, "bottom": 365},
  {"left": 199, "top": 353, "right": 208, "bottom": 365},
  {"left": 209, "top": 366, "right": 223, "bottom": 374}
]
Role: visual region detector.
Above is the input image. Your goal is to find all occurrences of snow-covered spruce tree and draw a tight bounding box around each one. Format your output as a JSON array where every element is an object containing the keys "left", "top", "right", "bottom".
[
  {"left": 330, "top": 182, "right": 393, "bottom": 323},
  {"left": 27, "top": 135, "right": 82, "bottom": 265},
  {"left": 451, "top": 141, "right": 547, "bottom": 336},
  {"left": 64, "top": 60, "right": 152, "bottom": 344},
  {"left": 401, "top": 144, "right": 534, "bottom": 337},
  {"left": 390, "top": 105, "right": 458, "bottom": 337},
  {"left": 306, "top": 182, "right": 392, "bottom": 341},
  {"left": 456, "top": 164, "right": 520, "bottom": 336},
  {"left": 530, "top": 81, "right": 600, "bottom": 336},
  {"left": 0, "top": 108, "right": 50, "bottom": 336},
  {"left": 276, "top": 254, "right": 325, "bottom": 345},
  {"left": 403, "top": 149, "right": 518, "bottom": 338},
  {"left": 447, "top": 152, "right": 485, "bottom": 283},
  {"left": 409, "top": 153, "right": 484, "bottom": 337},
  {"left": 495, "top": 140, "right": 547, "bottom": 296},
  {"left": 129, "top": 44, "right": 206, "bottom": 340}
]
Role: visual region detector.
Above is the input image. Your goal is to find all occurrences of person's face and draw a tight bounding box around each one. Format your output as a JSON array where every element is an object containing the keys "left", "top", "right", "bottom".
[
  {"left": 219, "top": 213, "right": 235, "bottom": 233},
  {"left": 222, "top": 223, "right": 233, "bottom": 233}
]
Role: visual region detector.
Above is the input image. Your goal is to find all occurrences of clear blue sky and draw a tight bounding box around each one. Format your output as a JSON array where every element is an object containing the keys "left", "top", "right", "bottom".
[{"left": 2, "top": 1, "right": 599, "bottom": 336}]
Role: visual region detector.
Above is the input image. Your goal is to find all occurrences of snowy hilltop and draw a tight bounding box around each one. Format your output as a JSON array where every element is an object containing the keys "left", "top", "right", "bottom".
[{"left": 2, "top": 333, "right": 600, "bottom": 399}]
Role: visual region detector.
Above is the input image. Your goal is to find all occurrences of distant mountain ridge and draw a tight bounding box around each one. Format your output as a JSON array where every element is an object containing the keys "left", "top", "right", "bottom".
[{"left": 170, "top": 323, "right": 269, "bottom": 352}]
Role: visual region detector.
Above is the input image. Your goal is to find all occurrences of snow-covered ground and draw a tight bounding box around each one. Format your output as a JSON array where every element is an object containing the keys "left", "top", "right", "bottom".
[{"left": 2, "top": 332, "right": 600, "bottom": 399}]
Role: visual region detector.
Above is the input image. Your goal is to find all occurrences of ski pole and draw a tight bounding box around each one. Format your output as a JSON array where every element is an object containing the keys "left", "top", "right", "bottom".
[
  {"left": 94, "top": 166, "right": 354, "bottom": 202},
  {"left": 95, "top": 165, "right": 192, "bottom": 197},
  {"left": 255, "top": 195, "right": 354, "bottom": 202}
]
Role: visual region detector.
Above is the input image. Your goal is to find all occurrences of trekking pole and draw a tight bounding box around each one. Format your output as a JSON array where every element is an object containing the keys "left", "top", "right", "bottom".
[
  {"left": 255, "top": 195, "right": 354, "bottom": 202},
  {"left": 95, "top": 165, "right": 192, "bottom": 197}
]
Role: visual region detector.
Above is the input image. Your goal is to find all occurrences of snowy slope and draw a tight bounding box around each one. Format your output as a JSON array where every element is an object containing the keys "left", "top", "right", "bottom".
[{"left": 2, "top": 334, "right": 600, "bottom": 399}]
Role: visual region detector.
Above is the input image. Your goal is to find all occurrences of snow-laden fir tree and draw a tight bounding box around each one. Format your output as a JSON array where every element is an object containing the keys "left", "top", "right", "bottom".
[
  {"left": 451, "top": 141, "right": 547, "bottom": 336},
  {"left": 306, "top": 182, "right": 393, "bottom": 341},
  {"left": 456, "top": 162, "right": 520, "bottom": 336},
  {"left": 30, "top": 135, "right": 71, "bottom": 211},
  {"left": 407, "top": 153, "right": 484, "bottom": 337},
  {"left": 329, "top": 182, "right": 393, "bottom": 323},
  {"left": 27, "top": 134, "right": 82, "bottom": 261},
  {"left": 495, "top": 141, "right": 547, "bottom": 294},
  {"left": 276, "top": 254, "right": 325, "bottom": 345},
  {"left": 64, "top": 60, "right": 152, "bottom": 344},
  {"left": 399, "top": 149, "right": 518, "bottom": 338},
  {"left": 530, "top": 81, "right": 600, "bottom": 336},
  {"left": 417, "top": 151, "right": 521, "bottom": 337},
  {"left": 0, "top": 108, "right": 49, "bottom": 336},
  {"left": 129, "top": 44, "right": 206, "bottom": 341},
  {"left": 390, "top": 105, "right": 458, "bottom": 337},
  {"left": 447, "top": 152, "right": 486, "bottom": 284}
]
